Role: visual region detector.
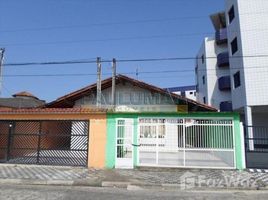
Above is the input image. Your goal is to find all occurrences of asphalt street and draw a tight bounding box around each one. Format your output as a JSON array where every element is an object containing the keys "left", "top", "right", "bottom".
[{"left": 0, "top": 184, "right": 268, "bottom": 200}]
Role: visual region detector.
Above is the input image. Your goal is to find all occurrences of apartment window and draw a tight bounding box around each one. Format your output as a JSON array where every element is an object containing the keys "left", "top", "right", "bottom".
[
  {"left": 228, "top": 5, "right": 235, "bottom": 24},
  {"left": 194, "top": 92, "right": 196, "bottom": 96},
  {"left": 202, "top": 75, "right": 205, "bottom": 85},
  {"left": 201, "top": 55, "right": 204, "bottom": 64},
  {"left": 233, "top": 71, "right": 241, "bottom": 88},
  {"left": 203, "top": 97, "right": 206, "bottom": 104},
  {"left": 231, "top": 37, "right": 238, "bottom": 55},
  {"left": 190, "top": 92, "right": 193, "bottom": 95}
]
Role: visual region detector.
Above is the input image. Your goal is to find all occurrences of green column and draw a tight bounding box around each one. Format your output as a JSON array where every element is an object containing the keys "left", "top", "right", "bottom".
[
  {"left": 105, "top": 117, "right": 116, "bottom": 168},
  {"left": 133, "top": 118, "right": 138, "bottom": 167},
  {"left": 234, "top": 114, "right": 245, "bottom": 170}
]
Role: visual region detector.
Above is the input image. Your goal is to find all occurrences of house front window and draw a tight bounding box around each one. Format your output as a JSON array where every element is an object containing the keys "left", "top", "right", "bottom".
[{"left": 139, "top": 118, "right": 165, "bottom": 139}]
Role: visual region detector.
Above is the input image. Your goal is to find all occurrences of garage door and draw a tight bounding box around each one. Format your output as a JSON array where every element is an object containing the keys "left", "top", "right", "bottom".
[{"left": 0, "top": 120, "right": 89, "bottom": 166}]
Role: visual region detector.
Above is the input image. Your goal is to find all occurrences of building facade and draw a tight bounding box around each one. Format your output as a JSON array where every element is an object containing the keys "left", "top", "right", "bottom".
[
  {"left": 165, "top": 85, "right": 197, "bottom": 101},
  {"left": 196, "top": 0, "right": 268, "bottom": 125}
]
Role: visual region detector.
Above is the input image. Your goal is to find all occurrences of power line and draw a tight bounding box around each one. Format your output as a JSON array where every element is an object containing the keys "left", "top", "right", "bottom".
[
  {"left": 3, "top": 26, "right": 268, "bottom": 47},
  {"left": 1, "top": 33, "right": 213, "bottom": 47},
  {"left": 4, "top": 54, "right": 268, "bottom": 66},
  {"left": 4, "top": 28, "right": 268, "bottom": 47},
  {"left": 0, "top": 16, "right": 208, "bottom": 33},
  {"left": 1, "top": 11, "right": 268, "bottom": 33},
  {"left": 3, "top": 64, "right": 268, "bottom": 78}
]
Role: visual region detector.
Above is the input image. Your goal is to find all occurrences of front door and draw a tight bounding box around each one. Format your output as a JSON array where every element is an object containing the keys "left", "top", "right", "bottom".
[{"left": 115, "top": 119, "right": 134, "bottom": 169}]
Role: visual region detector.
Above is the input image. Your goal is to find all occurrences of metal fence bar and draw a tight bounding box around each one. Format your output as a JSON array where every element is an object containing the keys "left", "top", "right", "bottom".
[
  {"left": 138, "top": 117, "right": 235, "bottom": 168},
  {"left": 0, "top": 120, "right": 89, "bottom": 167}
]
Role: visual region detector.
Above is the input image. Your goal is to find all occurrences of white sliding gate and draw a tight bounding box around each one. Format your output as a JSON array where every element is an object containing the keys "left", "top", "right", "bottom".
[{"left": 138, "top": 118, "right": 235, "bottom": 169}]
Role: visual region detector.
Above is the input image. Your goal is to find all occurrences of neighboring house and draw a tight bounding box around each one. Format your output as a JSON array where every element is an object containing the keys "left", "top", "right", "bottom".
[
  {"left": 0, "top": 91, "right": 45, "bottom": 109},
  {"left": 165, "top": 85, "right": 197, "bottom": 101},
  {"left": 196, "top": 0, "right": 268, "bottom": 168},
  {"left": 0, "top": 108, "right": 106, "bottom": 168},
  {"left": 46, "top": 74, "right": 215, "bottom": 112}
]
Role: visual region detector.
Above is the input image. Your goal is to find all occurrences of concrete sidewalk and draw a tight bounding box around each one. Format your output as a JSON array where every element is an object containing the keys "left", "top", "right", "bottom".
[{"left": 0, "top": 164, "right": 267, "bottom": 190}]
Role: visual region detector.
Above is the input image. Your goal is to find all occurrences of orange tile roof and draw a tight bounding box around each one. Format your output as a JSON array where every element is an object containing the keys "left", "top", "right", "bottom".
[
  {"left": 46, "top": 74, "right": 217, "bottom": 112},
  {"left": 0, "top": 107, "right": 106, "bottom": 114}
]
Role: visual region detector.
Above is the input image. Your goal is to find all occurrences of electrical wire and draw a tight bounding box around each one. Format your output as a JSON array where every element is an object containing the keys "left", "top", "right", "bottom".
[
  {"left": 4, "top": 54, "right": 268, "bottom": 66},
  {"left": 2, "top": 64, "right": 268, "bottom": 78}
]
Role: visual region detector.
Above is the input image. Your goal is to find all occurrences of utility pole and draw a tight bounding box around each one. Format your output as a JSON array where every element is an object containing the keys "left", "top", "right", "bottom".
[
  {"left": 0, "top": 48, "right": 5, "bottom": 97},
  {"left": 111, "top": 58, "right": 116, "bottom": 109},
  {"left": 96, "top": 57, "right": 102, "bottom": 107},
  {"left": 136, "top": 67, "right": 139, "bottom": 80}
]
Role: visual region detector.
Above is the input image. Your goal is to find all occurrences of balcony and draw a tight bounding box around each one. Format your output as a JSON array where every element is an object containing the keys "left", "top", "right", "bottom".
[
  {"left": 217, "top": 52, "right": 229, "bottom": 67},
  {"left": 220, "top": 101, "right": 233, "bottom": 112},
  {"left": 218, "top": 76, "right": 231, "bottom": 91},
  {"left": 215, "top": 28, "right": 227, "bottom": 45}
]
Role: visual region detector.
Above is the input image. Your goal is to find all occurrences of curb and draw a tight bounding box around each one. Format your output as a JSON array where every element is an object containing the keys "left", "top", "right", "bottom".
[
  {"left": 0, "top": 179, "right": 74, "bottom": 186},
  {"left": 0, "top": 178, "right": 266, "bottom": 191},
  {"left": 101, "top": 181, "right": 131, "bottom": 188},
  {"left": 127, "top": 183, "right": 267, "bottom": 191}
]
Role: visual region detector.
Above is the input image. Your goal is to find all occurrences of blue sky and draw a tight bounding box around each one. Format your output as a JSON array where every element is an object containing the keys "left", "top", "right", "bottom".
[{"left": 0, "top": 0, "right": 224, "bottom": 102}]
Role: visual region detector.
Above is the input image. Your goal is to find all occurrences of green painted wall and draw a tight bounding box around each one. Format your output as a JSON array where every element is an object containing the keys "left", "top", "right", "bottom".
[
  {"left": 106, "top": 117, "right": 116, "bottom": 168},
  {"left": 105, "top": 112, "right": 244, "bottom": 169}
]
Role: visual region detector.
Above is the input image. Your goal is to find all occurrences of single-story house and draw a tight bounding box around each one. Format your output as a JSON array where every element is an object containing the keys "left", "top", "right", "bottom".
[{"left": 0, "top": 75, "right": 245, "bottom": 170}]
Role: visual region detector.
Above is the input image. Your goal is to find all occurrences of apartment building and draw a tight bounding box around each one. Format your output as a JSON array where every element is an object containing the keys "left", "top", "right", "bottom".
[
  {"left": 196, "top": 0, "right": 268, "bottom": 127},
  {"left": 165, "top": 85, "right": 197, "bottom": 101}
]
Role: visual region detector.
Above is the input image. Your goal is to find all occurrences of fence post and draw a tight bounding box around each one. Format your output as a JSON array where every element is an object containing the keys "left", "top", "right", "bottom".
[
  {"left": 240, "top": 122, "right": 246, "bottom": 169},
  {"left": 6, "top": 122, "right": 14, "bottom": 161},
  {"left": 183, "top": 118, "right": 186, "bottom": 167},
  {"left": 36, "top": 121, "right": 42, "bottom": 164}
]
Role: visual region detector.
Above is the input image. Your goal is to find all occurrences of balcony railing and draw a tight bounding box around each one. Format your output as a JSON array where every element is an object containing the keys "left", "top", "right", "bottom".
[
  {"left": 217, "top": 52, "right": 229, "bottom": 67},
  {"left": 218, "top": 76, "right": 231, "bottom": 91},
  {"left": 219, "top": 101, "right": 232, "bottom": 112},
  {"left": 215, "top": 28, "right": 227, "bottom": 45}
]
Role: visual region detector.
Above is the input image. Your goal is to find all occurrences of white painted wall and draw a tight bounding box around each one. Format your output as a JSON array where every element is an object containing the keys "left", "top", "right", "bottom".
[
  {"left": 226, "top": 0, "right": 268, "bottom": 110},
  {"left": 171, "top": 90, "right": 196, "bottom": 101},
  {"left": 196, "top": 37, "right": 231, "bottom": 110},
  {"left": 196, "top": 39, "right": 208, "bottom": 105},
  {"left": 185, "top": 90, "right": 197, "bottom": 101}
]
